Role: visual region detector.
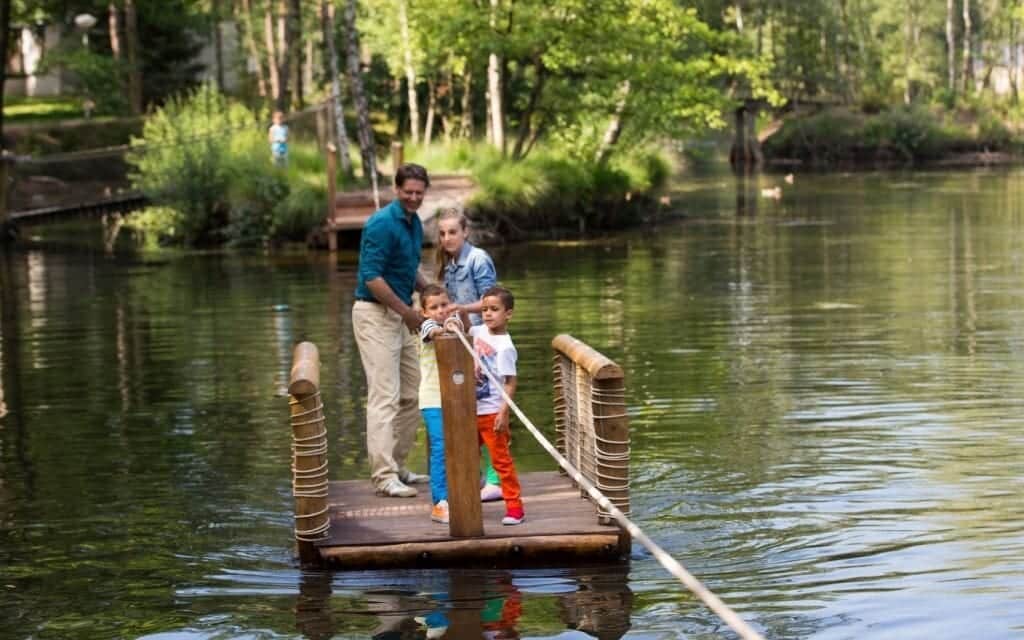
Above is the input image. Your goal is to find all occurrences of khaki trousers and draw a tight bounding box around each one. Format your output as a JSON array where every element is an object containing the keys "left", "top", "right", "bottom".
[{"left": 352, "top": 300, "right": 421, "bottom": 488}]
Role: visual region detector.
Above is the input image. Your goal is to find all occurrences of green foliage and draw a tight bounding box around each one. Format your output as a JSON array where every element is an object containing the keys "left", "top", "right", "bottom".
[
  {"left": 126, "top": 85, "right": 328, "bottom": 247},
  {"left": 763, "top": 105, "right": 1020, "bottom": 165},
  {"left": 468, "top": 147, "right": 670, "bottom": 237},
  {"left": 40, "top": 47, "right": 128, "bottom": 115}
]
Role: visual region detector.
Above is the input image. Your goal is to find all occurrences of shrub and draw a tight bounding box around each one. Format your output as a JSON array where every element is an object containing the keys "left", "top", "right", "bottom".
[
  {"left": 127, "top": 85, "right": 254, "bottom": 244},
  {"left": 127, "top": 86, "right": 333, "bottom": 247},
  {"left": 468, "top": 146, "right": 669, "bottom": 237},
  {"left": 40, "top": 48, "right": 128, "bottom": 116}
]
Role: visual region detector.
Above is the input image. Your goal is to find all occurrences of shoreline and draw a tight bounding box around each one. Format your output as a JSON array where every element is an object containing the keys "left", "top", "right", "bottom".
[{"left": 765, "top": 150, "right": 1021, "bottom": 171}]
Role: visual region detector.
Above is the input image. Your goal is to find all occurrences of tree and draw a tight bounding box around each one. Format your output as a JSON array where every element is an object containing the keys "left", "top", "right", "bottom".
[
  {"left": 321, "top": 0, "right": 353, "bottom": 176},
  {"left": 1, "top": 0, "right": 12, "bottom": 147},
  {"left": 342, "top": 0, "right": 377, "bottom": 183}
]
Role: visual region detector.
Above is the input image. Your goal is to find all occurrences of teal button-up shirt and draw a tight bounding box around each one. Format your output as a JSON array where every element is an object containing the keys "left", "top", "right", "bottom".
[{"left": 355, "top": 199, "right": 423, "bottom": 305}]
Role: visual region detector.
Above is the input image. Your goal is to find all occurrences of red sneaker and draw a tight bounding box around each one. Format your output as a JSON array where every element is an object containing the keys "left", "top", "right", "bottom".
[{"left": 501, "top": 507, "right": 525, "bottom": 526}]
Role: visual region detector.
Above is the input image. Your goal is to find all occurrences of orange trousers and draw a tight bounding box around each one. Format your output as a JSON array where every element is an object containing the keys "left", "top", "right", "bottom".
[{"left": 477, "top": 413, "right": 523, "bottom": 511}]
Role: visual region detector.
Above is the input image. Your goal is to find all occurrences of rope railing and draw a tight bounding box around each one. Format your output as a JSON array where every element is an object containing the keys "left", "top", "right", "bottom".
[
  {"left": 287, "top": 342, "right": 330, "bottom": 564},
  {"left": 452, "top": 330, "right": 765, "bottom": 640},
  {"left": 552, "top": 334, "right": 631, "bottom": 522}
]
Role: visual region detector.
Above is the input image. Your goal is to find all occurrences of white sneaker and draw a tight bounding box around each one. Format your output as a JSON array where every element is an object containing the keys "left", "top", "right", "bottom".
[
  {"left": 399, "top": 468, "right": 431, "bottom": 485},
  {"left": 375, "top": 478, "right": 418, "bottom": 498},
  {"left": 480, "top": 483, "right": 503, "bottom": 502}
]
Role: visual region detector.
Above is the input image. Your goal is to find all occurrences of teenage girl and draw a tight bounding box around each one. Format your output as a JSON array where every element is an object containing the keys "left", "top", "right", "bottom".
[{"left": 435, "top": 208, "right": 502, "bottom": 501}]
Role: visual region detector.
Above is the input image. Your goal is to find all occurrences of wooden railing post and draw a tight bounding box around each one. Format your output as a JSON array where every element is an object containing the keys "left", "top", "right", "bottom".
[
  {"left": 435, "top": 334, "right": 483, "bottom": 537},
  {"left": 288, "top": 341, "right": 330, "bottom": 565},
  {"left": 552, "top": 334, "right": 631, "bottom": 525}
]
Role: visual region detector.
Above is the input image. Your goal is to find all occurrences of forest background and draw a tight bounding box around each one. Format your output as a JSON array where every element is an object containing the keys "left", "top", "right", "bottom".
[{"left": 2, "top": 0, "right": 1023, "bottom": 246}]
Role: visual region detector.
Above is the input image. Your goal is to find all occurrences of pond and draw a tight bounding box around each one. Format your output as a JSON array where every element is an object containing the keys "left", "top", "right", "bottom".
[{"left": 1, "top": 167, "right": 1023, "bottom": 639}]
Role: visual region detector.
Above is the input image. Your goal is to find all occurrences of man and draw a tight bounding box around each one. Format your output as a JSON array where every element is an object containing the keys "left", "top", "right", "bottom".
[{"left": 353, "top": 163, "right": 432, "bottom": 497}]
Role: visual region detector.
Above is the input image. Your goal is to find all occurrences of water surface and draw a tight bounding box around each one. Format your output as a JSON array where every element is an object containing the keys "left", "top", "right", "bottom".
[{"left": 2, "top": 168, "right": 1023, "bottom": 638}]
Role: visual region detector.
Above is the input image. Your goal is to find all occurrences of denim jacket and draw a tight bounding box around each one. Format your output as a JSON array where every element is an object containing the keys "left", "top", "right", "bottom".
[{"left": 443, "top": 242, "right": 497, "bottom": 326}]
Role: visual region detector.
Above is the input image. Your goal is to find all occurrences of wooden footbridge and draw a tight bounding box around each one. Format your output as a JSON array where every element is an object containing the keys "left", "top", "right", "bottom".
[{"left": 286, "top": 334, "right": 631, "bottom": 569}]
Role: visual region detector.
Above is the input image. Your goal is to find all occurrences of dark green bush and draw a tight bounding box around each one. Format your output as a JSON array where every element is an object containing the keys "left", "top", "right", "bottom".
[
  {"left": 468, "top": 148, "right": 668, "bottom": 237},
  {"left": 762, "top": 105, "right": 1019, "bottom": 166},
  {"left": 127, "top": 85, "right": 330, "bottom": 247}
]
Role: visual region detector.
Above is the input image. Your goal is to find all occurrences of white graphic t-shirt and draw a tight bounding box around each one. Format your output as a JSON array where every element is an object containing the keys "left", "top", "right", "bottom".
[{"left": 469, "top": 325, "right": 517, "bottom": 415}]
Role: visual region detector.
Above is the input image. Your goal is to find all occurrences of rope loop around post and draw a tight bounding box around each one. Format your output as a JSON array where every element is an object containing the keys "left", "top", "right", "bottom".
[{"left": 288, "top": 343, "right": 330, "bottom": 563}]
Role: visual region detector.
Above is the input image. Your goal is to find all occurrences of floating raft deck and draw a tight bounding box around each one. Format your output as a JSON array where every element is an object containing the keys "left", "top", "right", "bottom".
[
  {"left": 288, "top": 335, "right": 631, "bottom": 569},
  {"left": 316, "top": 472, "right": 627, "bottom": 568}
]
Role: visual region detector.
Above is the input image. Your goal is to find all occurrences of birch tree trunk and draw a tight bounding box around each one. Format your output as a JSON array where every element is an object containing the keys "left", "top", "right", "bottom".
[
  {"left": 424, "top": 77, "right": 436, "bottom": 145},
  {"left": 903, "top": 3, "right": 913, "bottom": 104},
  {"left": 962, "top": 0, "right": 973, "bottom": 94},
  {"left": 264, "top": 2, "right": 282, "bottom": 105},
  {"left": 0, "top": 0, "right": 10, "bottom": 145},
  {"left": 398, "top": 0, "right": 420, "bottom": 144},
  {"left": 304, "top": 34, "right": 314, "bottom": 103},
  {"left": 460, "top": 68, "right": 473, "bottom": 139},
  {"left": 342, "top": 0, "right": 378, "bottom": 181},
  {"left": 125, "top": 0, "right": 143, "bottom": 114},
  {"left": 239, "top": 0, "right": 269, "bottom": 98},
  {"left": 595, "top": 80, "right": 630, "bottom": 165},
  {"left": 212, "top": 0, "right": 225, "bottom": 90},
  {"left": 487, "top": 0, "right": 505, "bottom": 153},
  {"left": 947, "top": 0, "right": 957, "bottom": 93},
  {"left": 321, "top": 0, "right": 353, "bottom": 176},
  {"left": 286, "top": 0, "right": 302, "bottom": 109},
  {"left": 1012, "top": 17, "right": 1020, "bottom": 104},
  {"left": 275, "top": 0, "right": 294, "bottom": 111},
  {"left": 108, "top": 3, "right": 121, "bottom": 60}
]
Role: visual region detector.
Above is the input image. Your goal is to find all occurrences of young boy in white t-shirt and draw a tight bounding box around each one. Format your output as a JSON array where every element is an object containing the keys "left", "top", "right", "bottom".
[{"left": 470, "top": 286, "right": 525, "bottom": 525}]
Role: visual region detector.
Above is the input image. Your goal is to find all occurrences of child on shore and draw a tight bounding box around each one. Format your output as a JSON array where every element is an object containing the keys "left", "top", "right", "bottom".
[
  {"left": 435, "top": 208, "right": 503, "bottom": 502},
  {"left": 471, "top": 286, "right": 525, "bottom": 525},
  {"left": 268, "top": 110, "right": 289, "bottom": 166}
]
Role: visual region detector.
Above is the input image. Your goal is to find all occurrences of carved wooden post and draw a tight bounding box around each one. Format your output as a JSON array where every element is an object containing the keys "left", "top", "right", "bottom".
[
  {"left": 288, "top": 342, "right": 330, "bottom": 565},
  {"left": 435, "top": 334, "right": 483, "bottom": 537}
]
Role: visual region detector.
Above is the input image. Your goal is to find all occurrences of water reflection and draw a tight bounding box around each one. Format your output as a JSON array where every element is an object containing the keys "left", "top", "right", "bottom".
[{"left": 294, "top": 565, "right": 632, "bottom": 640}]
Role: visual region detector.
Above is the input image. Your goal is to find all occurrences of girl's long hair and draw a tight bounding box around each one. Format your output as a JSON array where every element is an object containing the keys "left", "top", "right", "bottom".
[{"left": 435, "top": 208, "right": 468, "bottom": 281}]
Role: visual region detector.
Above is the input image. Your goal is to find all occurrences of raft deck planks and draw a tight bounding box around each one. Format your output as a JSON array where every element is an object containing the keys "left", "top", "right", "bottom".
[{"left": 316, "top": 471, "right": 627, "bottom": 568}]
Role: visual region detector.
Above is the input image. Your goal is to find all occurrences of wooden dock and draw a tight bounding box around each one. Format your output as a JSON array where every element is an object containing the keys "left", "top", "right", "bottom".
[
  {"left": 323, "top": 174, "right": 476, "bottom": 250},
  {"left": 316, "top": 471, "right": 627, "bottom": 569}
]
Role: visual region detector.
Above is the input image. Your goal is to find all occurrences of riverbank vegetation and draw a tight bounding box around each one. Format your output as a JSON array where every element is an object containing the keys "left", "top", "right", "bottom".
[
  {"left": 8, "top": 0, "right": 1024, "bottom": 245},
  {"left": 715, "top": 1, "right": 1024, "bottom": 167},
  {"left": 763, "top": 104, "right": 1021, "bottom": 167}
]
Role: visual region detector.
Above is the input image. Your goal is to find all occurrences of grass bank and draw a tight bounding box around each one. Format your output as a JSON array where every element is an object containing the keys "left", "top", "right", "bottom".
[
  {"left": 127, "top": 87, "right": 672, "bottom": 247},
  {"left": 408, "top": 142, "right": 672, "bottom": 240},
  {"left": 762, "top": 105, "right": 1022, "bottom": 167}
]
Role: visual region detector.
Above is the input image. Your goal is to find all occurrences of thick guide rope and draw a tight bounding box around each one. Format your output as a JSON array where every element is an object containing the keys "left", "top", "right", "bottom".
[{"left": 450, "top": 328, "right": 765, "bottom": 640}]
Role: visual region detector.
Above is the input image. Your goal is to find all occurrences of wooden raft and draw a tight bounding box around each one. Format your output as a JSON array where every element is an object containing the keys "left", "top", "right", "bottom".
[
  {"left": 288, "top": 336, "right": 631, "bottom": 569},
  {"left": 316, "top": 472, "right": 626, "bottom": 568}
]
